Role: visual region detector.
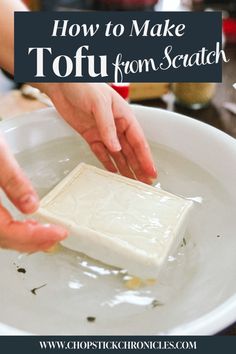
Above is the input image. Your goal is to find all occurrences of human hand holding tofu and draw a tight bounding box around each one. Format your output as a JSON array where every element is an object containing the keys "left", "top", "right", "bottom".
[
  {"left": 0, "top": 83, "right": 156, "bottom": 254},
  {"left": 0, "top": 134, "right": 67, "bottom": 252},
  {"left": 44, "top": 82, "right": 157, "bottom": 185},
  {"left": 0, "top": 0, "right": 157, "bottom": 253},
  {"left": 0, "top": 84, "right": 156, "bottom": 254}
]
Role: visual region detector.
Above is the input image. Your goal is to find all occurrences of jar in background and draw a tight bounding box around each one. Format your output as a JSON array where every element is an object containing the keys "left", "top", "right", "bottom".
[
  {"left": 110, "top": 83, "right": 130, "bottom": 101},
  {"left": 172, "top": 83, "right": 216, "bottom": 110}
]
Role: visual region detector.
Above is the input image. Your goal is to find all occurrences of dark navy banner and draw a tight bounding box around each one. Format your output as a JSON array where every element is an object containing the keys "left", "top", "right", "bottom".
[
  {"left": 14, "top": 11, "right": 225, "bottom": 83},
  {"left": 0, "top": 335, "right": 236, "bottom": 353}
]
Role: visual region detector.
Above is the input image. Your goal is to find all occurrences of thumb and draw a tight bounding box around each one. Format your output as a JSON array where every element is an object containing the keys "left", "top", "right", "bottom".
[
  {"left": 0, "top": 204, "right": 68, "bottom": 253},
  {"left": 92, "top": 99, "right": 121, "bottom": 152},
  {"left": 0, "top": 134, "right": 39, "bottom": 214}
]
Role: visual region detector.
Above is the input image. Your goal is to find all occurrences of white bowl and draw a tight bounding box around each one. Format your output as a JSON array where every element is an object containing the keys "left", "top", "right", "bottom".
[{"left": 0, "top": 106, "right": 235, "bottom": 335}]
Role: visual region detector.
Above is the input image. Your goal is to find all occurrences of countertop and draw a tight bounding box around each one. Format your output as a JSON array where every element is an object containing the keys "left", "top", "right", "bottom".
[{"left": 138, "top": 44, "right": 236, "bottom": 139}]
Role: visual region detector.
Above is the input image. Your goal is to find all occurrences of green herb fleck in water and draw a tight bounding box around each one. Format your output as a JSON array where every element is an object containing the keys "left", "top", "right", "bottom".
[
  {"left": 87, "top": 316, "right": 96, "bottom": 322},
  {"left": 31, "top": 283, "right": 47, "bottom": 295},
  {"left": 17, "top": 267, "right": 26, "bottom": 274},
  {"left": 151, "top": 300, "right": 164, "bottom": 308}
]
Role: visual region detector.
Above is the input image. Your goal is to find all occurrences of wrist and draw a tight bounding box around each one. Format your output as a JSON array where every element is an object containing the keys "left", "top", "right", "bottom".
[{"left": 30, "top": 82, "right": 59, "bottom": 101}]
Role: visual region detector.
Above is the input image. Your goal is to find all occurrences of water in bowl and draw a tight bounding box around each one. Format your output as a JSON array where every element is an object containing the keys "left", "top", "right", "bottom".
[{"left": 0, "top": 135, "right": 235, "bottom": 334}]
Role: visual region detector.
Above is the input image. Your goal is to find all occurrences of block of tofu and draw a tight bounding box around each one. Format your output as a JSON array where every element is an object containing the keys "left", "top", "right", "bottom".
[{"left": 36, "top": 163, "right": 192, "bottom": 278}]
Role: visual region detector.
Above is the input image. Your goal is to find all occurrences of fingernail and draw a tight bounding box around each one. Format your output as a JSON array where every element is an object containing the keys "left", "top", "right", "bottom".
[
  {"left": 44, "top": 243, "right": 60, "bottom": 254},
  {"left": 143, "top": 178, "right": 153, "bottom": 185},
  {"left": 150, "top": 177, "right": 157, "bottom": 185},
  {"left": 151, "top": 165, "right": 158, "bottom": 177},
  {"left": 111, "top": 138, "right": 121, "bottom": 152},
  {"left": 42, "top": 223, "right": 51, "bottom": 228},
  {"left": 42, "top": 224, "right": 68, "bottom": 240},
  {"left": 20, "top": 194, "right": 39, "bottom": 213},
  {"left": 24, "top": 219, "right": 38, "bottom": 225}
]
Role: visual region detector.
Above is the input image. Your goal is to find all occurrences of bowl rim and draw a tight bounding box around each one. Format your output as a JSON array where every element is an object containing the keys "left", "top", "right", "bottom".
[{"left": 1, "top": 105, "right": 236, "bottom": 145}]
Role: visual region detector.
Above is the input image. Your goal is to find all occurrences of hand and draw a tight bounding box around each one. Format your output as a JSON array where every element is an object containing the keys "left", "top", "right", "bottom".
[
  {"left": 47, "top": 83, "right": 157, "bottom": 184},
  {"left": 0, "top": 134, "right": 67, "bottom": 252}
]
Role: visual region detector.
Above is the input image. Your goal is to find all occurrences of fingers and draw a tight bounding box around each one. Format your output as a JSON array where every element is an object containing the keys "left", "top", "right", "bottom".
[
  {"left": 0, "top": 135, "right": 39, "bottom": 214},
  {"left": 82, "top": 129, "right": 118, "bottom": 173},
  {"left": 118, "top": 134, "right": 153, "bottom": 184},
  {"left": 110, "top": 150, "right": 135, "bottom": 179},
  {"left": 93, "top": 139, "right": 138, "bottom": 182},
  {"left": 83, "top": 127, "right": 136, "bottom": 180},
  {"left": 0, "top": 203, "right": 12, "bottom": 223},
  {"left": 123, "top": 119, "right": 157, "bottom": 179},
  {"left": 92, "top": 98, "right": 121, "bottom": 152},
  {"left": 0, "top": 204, "right": 67, "bottom": 253},
  {"left": 83, "top": 116, "right": 155, "bottom": 183},
  {"left": 112, "top": 93, "right": 157, "bottom": 180},
  {"left": 90, "top": 141, "right": 117, "bottom": 173}
]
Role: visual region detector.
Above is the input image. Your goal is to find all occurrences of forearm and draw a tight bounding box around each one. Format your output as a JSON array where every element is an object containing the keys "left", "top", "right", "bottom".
[{"left": 0, "top": 0, "right": 28, "bottom": 75}]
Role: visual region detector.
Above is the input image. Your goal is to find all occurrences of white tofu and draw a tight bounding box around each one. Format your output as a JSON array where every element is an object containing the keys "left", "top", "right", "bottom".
[{"left": 36, "top": 163, "right": 192, "bottom": 278}]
